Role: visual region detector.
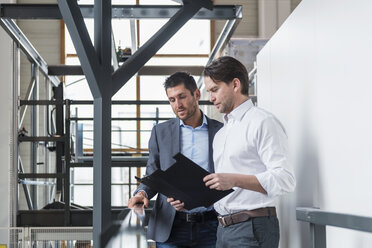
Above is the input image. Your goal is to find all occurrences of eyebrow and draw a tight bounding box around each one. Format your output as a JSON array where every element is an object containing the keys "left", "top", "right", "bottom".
[{"left": 169, "top": 93, "right": 186, "bottom": 99}]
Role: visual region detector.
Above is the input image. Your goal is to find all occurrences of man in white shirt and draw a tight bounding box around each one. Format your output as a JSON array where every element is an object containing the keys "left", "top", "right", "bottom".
[
  {"left": 203, "top": 56, "right": 296, "bottom": 248},
  {"left": 128, "top": 72, "right": 223, "bottom": 247}
]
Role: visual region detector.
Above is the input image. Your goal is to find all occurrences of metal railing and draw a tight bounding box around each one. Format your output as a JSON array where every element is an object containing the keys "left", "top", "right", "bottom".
[
  {"left": 0, "top": 226, "right": 92, "bottom": 248},
  {"left": 296, "top": 207, "right": 372, "bottom": 248}
]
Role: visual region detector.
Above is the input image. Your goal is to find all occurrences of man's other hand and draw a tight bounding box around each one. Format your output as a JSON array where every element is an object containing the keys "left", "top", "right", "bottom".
[
  {"left": 203, "top": 173, "right": 235, "bottom": 191},
  {"left": 167, "top": 198, "right": 185, "bottom": 211},
  {"left": 128, "top": 191, "right": 149, "bottom": 208}
]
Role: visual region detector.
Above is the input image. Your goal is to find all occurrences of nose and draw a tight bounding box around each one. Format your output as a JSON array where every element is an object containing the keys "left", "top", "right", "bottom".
[
  {"left": 176, "top": 99, "right": 183, "bottom": 108},
  {"left": 209, "top": 94, "right": 215, "bottom": 103}
]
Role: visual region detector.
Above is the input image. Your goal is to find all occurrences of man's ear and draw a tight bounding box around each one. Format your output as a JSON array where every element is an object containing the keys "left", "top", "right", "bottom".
[
  {"left": 194, "top": 88, "right": 201, "bottom": 100},
  {"left": 232, "top": 78, "right": 241, "bottom": 93}
]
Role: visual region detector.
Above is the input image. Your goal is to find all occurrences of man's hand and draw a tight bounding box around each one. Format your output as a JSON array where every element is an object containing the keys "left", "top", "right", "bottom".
[
  {"left": 128, "top": 191, "right": 149, "bottom": 208},
  {"left": 167, "top": 198, "right": 185, "bottom": 211},
  {"left": 203, "top": 173, "right": 236, "bottom": 191}
]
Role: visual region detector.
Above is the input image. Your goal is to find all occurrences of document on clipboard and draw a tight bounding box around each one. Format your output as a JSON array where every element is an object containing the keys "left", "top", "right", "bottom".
[{"left": 135, "top": 153, "right": 234, "bottom": 210}]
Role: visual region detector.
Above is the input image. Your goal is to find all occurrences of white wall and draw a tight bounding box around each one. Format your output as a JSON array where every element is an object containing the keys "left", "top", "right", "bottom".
[
  {"left": 0, "top": 3, "right": 16, "bottom": 245},
  {"left": 257, "top": 0, "right": 372, "bottom": 247}
]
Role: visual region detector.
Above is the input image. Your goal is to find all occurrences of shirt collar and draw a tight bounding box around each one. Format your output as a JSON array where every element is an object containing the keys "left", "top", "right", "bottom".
[
  {"left": 180, "top": 113, "right": 208, "bottom": 128},
  {"left": 224, "top": 99, "right": 254, "bottom": 123}
]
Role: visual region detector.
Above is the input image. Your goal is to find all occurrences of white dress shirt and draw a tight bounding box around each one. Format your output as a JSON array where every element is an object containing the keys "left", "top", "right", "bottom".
[{"left": 213, "top": 99, "right": 296, "bottom": 215}]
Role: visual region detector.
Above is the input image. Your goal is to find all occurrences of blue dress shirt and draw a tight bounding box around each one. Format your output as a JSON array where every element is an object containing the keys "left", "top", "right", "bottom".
[{"left": 180, "top": 114, "right": 211, "bottom": 213}]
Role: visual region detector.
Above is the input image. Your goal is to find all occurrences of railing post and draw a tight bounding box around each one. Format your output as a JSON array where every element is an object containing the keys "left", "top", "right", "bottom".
[{"left": 310, "top": 223, "right": 326, "bottom": 248}]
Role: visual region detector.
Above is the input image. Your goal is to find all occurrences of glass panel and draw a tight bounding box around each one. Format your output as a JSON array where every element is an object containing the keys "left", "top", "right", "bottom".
[
  {"left": 73, "top": 168, "right": 93, "bottom": 184},
  {"left": 73, "top": 185, "right": 93, "bottom": 206},
  {"left": 65, "top": 19, "right": 94, "bottom": 55},
  {"left": 78, "top": 0, "right": 136, "bottom": 4},
  {"left": 139, "top": 0, "right": 179, "bottom": 5},
  {"left": 139, "top": 20, "right": 210, "bottom": 54},
  {"left": 65, "top": 57, "right": 93, "bottom": 100},
  {"left": 112, "top": 167, "right": 127, "bottom": 184},
  {"left": 112, "top": 19, "right": 133, "bottom": 54},
  {"left": 112, "top": 185, "right": 128, "bottom": 206},
  {"left": 145, "top": 57, "right": 208, "bottom": 66},
  {"left": 112, "top": 77, "right": 136, "bottom": 100},
  {"left": 139, "top": 76, "right": 168, "bottom": 100}
]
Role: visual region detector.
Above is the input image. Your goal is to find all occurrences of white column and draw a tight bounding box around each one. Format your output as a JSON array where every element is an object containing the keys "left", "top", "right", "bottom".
[
  {"left": 258, "top": 0, "right": 291, "bottom": 38},
  {"left": 0, "top": 0, "right": 17, "bottom": 245}
]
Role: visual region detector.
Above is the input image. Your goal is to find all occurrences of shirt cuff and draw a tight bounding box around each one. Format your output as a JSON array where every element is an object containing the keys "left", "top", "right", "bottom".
[{"left": 255, "top": 171, "right": 280, "bottom": 198}]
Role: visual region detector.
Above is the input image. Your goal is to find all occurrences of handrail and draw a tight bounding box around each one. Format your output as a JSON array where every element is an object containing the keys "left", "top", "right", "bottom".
[{"left": 296, "top": 207, "right": 372, "bottom": 248}]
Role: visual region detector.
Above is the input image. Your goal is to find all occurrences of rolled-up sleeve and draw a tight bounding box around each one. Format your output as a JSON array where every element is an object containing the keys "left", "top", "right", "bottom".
[{"left": 255, "top": 117, "right": 296, "bottom": 197}]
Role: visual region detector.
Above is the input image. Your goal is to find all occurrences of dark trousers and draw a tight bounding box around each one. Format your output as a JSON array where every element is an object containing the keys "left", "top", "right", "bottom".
[
  {"left": 216, "top": 216, "right": 280, "bottom": 248},
  {"left": 156, "top": 219, "right": 218, "bottom": 248}
]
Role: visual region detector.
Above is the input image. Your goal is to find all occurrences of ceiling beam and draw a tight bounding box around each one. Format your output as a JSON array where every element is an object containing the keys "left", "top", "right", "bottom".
[{"left": 0, "top": 4, "right": 239, "bottom": 20}]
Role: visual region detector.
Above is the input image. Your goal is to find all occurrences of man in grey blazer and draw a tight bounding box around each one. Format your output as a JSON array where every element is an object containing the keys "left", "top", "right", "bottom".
[{"left": 128, "top": 72, "right": 222, "bottom": 247}]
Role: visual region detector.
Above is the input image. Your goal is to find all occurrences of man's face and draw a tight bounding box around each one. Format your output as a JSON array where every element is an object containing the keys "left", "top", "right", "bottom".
[
  {"left": 204, "top": 76, "right": 235, "bottom": 114},
  {"left": 166, "top": 83, "right": 200, "bottom": 122}
]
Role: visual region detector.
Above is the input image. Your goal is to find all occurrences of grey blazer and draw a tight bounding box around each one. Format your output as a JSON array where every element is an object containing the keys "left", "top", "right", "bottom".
[{"left": 135, "top": 115, "right": 223, "bottom": 242}]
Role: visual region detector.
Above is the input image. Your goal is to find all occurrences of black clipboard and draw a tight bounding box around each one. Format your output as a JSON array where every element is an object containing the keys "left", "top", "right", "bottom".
[{"left": 135, "top": 153, "right": 234, "bottom": 210}]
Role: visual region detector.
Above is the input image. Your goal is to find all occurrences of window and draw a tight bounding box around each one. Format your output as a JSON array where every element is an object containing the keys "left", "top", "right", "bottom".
[{"left": 64, "top": 1, "right": 211, "bottom": 207}]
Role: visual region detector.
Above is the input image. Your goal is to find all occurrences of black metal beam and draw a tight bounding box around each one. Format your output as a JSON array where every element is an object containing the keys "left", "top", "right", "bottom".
[
  {"left": 57, "top": 0, "right": 102, "bottom": 98},
  {"left": 48, "top": 65, "right": 205, "bottom": 76},
  {"left": 64, "top": 100, "right": 72, "bottom": 225},
  {"left": 17, "top": 209, "right": 129, "bottom": 227},
  {"left": 18, "top": 136, "right": 66, "bottom": 142},
  {"left": 20, "top": 99, "right": 213, "bottom": 105},
  {"left": 0, "top": 4, "right": 238, "bottom": 20},
  {"left": 70, "top": 160, "right": 147, "bottom": 168},
  {"left": 18, "top": 173, "right": 65, "bottom": 179},
  {"left": 70, "top": 117, "right": 171, "bottom": 121},
  {"left": 70, "top": 100, "right": 213, "bottom": 105},
  {"left": 53, "top": 84, "right": 65, "bottom": 197},
  {"left": 20, "top": 100, "right": 65, "bottom": 106},
  {"left": 48, "top": 65, "right": 84, "bottom": 75}
]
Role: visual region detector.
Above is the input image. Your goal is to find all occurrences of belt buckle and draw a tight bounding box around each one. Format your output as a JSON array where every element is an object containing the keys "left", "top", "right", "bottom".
[
  {"left": 186, "top": 213, "right": 199, "bottom": 222},
  {"left": 218, "top": 216, "right": 227, "bottom": 227}
]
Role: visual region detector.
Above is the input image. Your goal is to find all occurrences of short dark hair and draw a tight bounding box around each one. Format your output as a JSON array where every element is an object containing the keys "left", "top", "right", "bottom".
[
  {"left": 203, "top": 56, "right": 249, "bottom": 96},
  {"left": 164, "top": 72, "right": 197, "bottom": 95}
]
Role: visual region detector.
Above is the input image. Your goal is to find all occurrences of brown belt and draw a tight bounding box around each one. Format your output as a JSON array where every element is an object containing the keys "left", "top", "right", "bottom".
[{"left": 218, "top": 207, "right": 277, "bottom": 227}]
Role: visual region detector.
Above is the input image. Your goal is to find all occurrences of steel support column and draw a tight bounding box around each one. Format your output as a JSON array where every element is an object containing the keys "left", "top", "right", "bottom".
[
  {"left": 93, "top": 0, "right": 113, "bottom": 246},
  {"left": 12, "top": 42, "right": 21, "bottom": 225},
  {"left": 53, "top": 83, "right": 64, "bottom": 200},
  {"left": 310, "top": 223, "right": 326, "bottom": 248},
  {"left": 30, "top": 64, "right": 39, "bottom": 209},
  {"left": 93, "top": 95, "right": 112, "bottom": 247}
]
